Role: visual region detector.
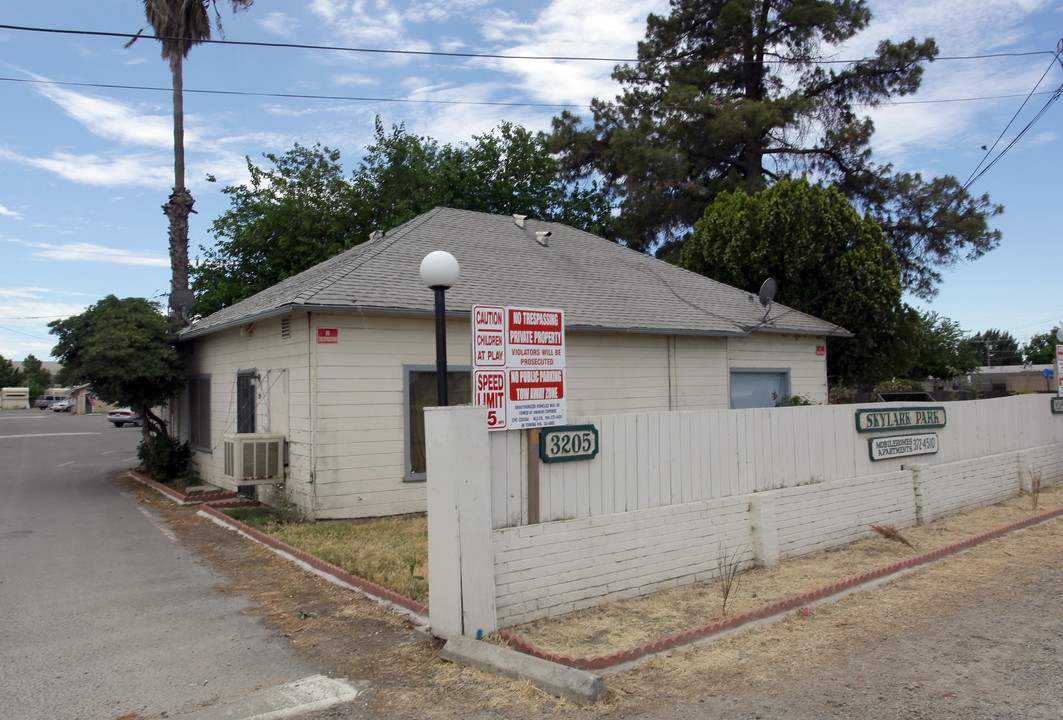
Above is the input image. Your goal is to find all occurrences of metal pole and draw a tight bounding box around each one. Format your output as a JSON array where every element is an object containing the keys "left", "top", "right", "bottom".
[{"left": 433, "top": 286, "right": 448, "bottom": 407}]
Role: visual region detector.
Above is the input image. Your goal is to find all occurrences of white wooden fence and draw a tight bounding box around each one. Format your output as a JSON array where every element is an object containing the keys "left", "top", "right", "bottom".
[{"left": 427, "top": 395, "right": 1063, "bottom": 637}]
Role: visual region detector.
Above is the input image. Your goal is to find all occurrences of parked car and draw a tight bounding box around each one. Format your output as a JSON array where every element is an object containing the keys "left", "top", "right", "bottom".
[
  {"left": 34, "top": 394, "right": 64, "bottom": 409},
  {"left": 51, "top": 398, "right": 75, "bottom": 412},
  {"left": 107, "top": 408, "right": 143, "bottom": 427}
]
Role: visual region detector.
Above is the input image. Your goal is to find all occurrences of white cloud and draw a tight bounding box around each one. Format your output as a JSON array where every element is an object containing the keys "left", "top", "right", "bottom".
[
  {"left": 476, "top": 0, "right": 665, "bottom": 106},
  {"left": 32, "top": 77, "right": 178, "bottom": 148},
  {"left": 259, "top": 12, "right": 301, "bottom": 37},
  {"left": 0, "top": 148, "right": 173, "bottom": 188},
  {"left": 0, "top": 204, "right": 23, "bottom": 219},
  {"left": 5, "top": 238, "right": 168, "bottom": 267}
]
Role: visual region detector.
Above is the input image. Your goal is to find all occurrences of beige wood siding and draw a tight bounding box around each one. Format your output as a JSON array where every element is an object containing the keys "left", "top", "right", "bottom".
[
  {"left": 184, "top": 310, "right": 827, "bottom": 519},
  {"left": 726, "top": 334, "right": 828, "bottom": 403},
  {"left": 182, "top": 313, "right": 311, "bottom": 510}
]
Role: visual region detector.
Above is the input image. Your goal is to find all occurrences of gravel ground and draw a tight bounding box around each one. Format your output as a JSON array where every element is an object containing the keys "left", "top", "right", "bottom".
[{"left": 121, "top": 475, "right": 1063, "bottom": 720}]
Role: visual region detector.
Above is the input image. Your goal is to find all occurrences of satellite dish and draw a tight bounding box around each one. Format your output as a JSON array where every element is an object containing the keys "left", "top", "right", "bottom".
[
  {"left": 169, "top": 289, "right": 194, "bottom": 313},
  {"left": 757, "top": 277, "right": 777, "bottom": 319},
  {"left": 757, "top": 277, "right": 777, "bottom": 307},
  {"left": 169, "top": 289, "right": 195, "bottom": 326}
]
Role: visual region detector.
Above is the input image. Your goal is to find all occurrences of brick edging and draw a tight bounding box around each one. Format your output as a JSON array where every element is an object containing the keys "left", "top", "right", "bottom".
[
  {"left": 199, "top": 505, "right": 430, "bottom": 618},
  {"left": 127, "top": 470, "right": 240, "bottom": 505},
  {"left": 498, "top": 504, "right": 1063, "bottom": 671}
]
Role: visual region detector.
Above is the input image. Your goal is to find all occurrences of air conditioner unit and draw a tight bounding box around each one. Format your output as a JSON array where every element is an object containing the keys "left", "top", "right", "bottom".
[{"left": 223, "top": 433, "right": 286, "bottom": 484}]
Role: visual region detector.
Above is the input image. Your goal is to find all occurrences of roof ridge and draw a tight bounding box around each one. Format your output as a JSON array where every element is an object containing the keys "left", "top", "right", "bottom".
[{"left": 292, "top": 209, "right": 442, "bottom": 305}]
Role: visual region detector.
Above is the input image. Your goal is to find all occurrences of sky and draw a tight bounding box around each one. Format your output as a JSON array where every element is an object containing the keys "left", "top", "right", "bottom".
[{"left": 1, "top": 0, "right": 1061, "bottom": 363}]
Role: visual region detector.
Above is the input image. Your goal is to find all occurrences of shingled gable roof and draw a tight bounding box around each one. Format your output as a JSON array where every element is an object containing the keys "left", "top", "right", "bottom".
[{"left": 183, "top": 206, "right": 847, "bottom": 339}]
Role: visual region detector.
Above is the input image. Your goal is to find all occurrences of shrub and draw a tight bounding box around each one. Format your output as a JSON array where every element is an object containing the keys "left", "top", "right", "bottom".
[{"left": 137, "top": 433, "right": 191, "bottom": 482}]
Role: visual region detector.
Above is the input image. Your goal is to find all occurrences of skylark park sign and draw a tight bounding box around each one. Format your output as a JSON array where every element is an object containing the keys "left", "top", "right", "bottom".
[{"left": 855, "top": 406, "right": 946, "bottom": 433}]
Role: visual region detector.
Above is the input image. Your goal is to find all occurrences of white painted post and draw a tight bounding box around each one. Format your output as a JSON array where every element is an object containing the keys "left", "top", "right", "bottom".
[
  {"left": 425, "top": 405, "right": 497, "bottom": 639},
  {"left": 904, "top": 463, "right": 928, "bottom": 525},
  {"left": 749, "top": 490, "right": 780, "bottom": 569}
]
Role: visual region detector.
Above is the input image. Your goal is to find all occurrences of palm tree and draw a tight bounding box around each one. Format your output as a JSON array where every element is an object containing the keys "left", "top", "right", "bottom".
[{"left": 129, "top": 0, "right": 253, "bottom": 325}]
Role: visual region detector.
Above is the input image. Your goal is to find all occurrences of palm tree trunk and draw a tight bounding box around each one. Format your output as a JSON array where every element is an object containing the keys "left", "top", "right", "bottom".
[{"left": 163, "top": 53, "right": 193, "bottom": 324}]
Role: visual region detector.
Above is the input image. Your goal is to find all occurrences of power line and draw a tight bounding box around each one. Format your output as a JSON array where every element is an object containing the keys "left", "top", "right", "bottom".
[
  {"left": 962, "top": 45, "right": 1063, "bottom": 190},
  {"left": 1, "top": 23, "right": 1058, "bottom": 66},
  {"left": 3, "top": 74, "right": 1058, "bottom": 112}
]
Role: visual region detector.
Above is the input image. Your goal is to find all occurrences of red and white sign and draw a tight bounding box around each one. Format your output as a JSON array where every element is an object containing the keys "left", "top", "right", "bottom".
[
  {"left": 1057, "top": 344, "right": 1063, "bottom": 397},
  {"left": 471, "top": 304, "right": 567, "bottom": 430},
  {"left": 474, "top": 369, "right": 508, "bottom": 429},
  {"left": 506, "top": 307, "right": 565, "bottom": 368},
  {"left": 816, "top": 345, "right": 826, "bottom": 356},
  {"left": 472, "top": 305, "right": 507, "bottom": 367},
  {"left": 507, "top": 368, "right": 566, "bottom": 430},
  {"left": 317, "top": 328, "right": 338, "bottom": 344}
]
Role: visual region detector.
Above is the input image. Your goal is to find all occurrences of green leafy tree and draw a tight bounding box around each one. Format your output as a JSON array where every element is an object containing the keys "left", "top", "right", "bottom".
[
  {"left": 550, "top": 0, "right": 1001, "bottom": 298},
  {"left": 192, "top": 120, "right": 610, "bottom": 314},
  {"left": 1023, "top": 328, "right": 1060, "bottom": 365},
  {"left": 907, "top": 311, "right": 979, "bottom": 381},
  {"left": 966, "top": 328, "right": 1022, "bottom": 366},
  {"left": 49, "top": 296, "right": 185, "bottom": 448},
  {"left": 679, "top": 177, "right": 918, "bottom": 385},
  {"left": 0, "top": 354, "right": 25, "bottom": 388},
  {"left": 21, "top": 354, "right": 53, "bottom": 401},
  {"left": 128, "top": 0, "right": 253, "bottom": 326}
]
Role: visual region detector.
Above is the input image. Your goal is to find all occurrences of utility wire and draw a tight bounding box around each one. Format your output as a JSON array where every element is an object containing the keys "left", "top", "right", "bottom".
[
  {"left": 3, "top": 74, "right": 1058, "bottom": 112},
  {"left": 0, "top": 23, "right": 1058, "bottom": 66},
  {"left": 962, "top": 44, "right": 1062, "bottom": 190},
  {"left": 0, "top": 75, "right": 581, "bottom": 109}
]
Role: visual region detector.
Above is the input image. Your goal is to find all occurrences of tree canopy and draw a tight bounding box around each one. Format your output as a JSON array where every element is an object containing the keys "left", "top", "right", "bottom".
[
  {"left": 0, "top": 354, "right": 25, "bottom": 389},
  {"left": 907, "top": 311, "right": 979, "bottom": 382},
  {"left": 192, "top": 119, "right": 611, "bottom": 315},
  {"left": 1023, "top": 328, "right": 1060, "bottom": 365},
  {"left": 20, "top": 354, "right": 53, "bottom": 400},
  {"left": 49, "top": 296, "right": 185, "bottom": 442},
  {"left": 550, "top": 0, "right": 1001, "bottom": 298},
  {"left": 679, "top": 177, "right": 917, "bottom": 385},
  {"left": 965, "top": 328, "right": 1022, "bottom": 367}
]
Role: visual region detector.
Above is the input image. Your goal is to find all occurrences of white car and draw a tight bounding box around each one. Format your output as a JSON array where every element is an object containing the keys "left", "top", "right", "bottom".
[
  {"left": 51, "top": 398, "right": 74, "bottom": 412},
  {"left": 107, "top": 408, "right": 143, "bottom": 427}
]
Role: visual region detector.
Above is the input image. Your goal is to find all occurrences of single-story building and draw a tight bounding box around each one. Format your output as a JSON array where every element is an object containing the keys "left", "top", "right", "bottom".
[{"left": 173, "top": 207, "right": 847, "bottom": 519}]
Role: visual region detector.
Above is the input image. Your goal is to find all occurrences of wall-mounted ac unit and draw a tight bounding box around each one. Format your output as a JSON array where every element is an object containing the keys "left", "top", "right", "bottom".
[{"left": 223, "top": 433, "right": 286, "bottom": 484}]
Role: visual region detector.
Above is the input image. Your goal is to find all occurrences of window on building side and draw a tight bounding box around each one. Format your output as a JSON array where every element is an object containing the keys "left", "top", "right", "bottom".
[
  {"left": 730, "top": 369, "right": 791, "bottom": 409},
  {"left": 188, "top": 375, "right": 211, "bottom": 451},
  {"left": 405, "top": 366, "right": 472, "bottom": 479}
]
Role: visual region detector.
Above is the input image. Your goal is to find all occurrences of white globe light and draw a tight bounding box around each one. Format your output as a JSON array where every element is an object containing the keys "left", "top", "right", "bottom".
[
  {"left": 420, "top": 250, "right": 460, "bottom": 289},
  {"left": 1057, "top": 327, "right": 1063, "bottom": 343}
]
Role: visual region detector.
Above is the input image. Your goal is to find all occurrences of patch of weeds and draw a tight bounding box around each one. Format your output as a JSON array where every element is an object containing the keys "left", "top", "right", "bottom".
[{"left": 1028, "top": 467, "right": 1043, "bottom": 512}]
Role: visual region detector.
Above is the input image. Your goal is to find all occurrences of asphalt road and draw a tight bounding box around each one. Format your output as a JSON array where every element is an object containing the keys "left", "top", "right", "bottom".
[{"left": 0, "top": 409, "right": 349, "bottom": 720}]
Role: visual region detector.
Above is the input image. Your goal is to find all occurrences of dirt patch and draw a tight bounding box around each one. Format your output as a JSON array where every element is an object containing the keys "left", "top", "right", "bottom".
[{"left": 112, "top": 473, "right": 1063, "bottom": 719}]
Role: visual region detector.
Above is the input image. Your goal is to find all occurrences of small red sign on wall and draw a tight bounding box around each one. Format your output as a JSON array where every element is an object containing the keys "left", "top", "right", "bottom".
[
  {"left": 816, "top": 345, "right": 825, "bottom": 356},
  {"left": 318, "top": 328, "right": 338, "bottom": 344}
]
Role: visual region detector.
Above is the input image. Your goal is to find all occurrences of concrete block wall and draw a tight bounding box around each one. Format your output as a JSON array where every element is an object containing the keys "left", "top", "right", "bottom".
[
  {"left": 493, "top": 497, "right": 751, "bottom": 626},
  {"left": 769, "top": 471, "right": 917, "bottom": 561},
  {"left": 427, "top": 400, "right": 1063, "bottom": 637},
  {"left": 917, "top": 452, "right": 1022, "bottom": 523}
]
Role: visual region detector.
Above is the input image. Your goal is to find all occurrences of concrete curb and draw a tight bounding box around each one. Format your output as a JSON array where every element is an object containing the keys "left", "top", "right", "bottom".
[
  {"left": 440, "top": 635, "right": 606, "bottom": 706},
  {"left": 127, "top": 470, "right": 242, "bottom": 506}
]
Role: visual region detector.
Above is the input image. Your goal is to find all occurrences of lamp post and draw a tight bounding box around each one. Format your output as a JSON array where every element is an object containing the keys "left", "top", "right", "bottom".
[{"left": 420, "top": 250, "right": 460, "bottom": 406}]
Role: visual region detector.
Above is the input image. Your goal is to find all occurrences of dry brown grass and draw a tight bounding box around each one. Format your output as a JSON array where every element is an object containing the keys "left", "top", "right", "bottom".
[
  {"left": 505, "top": 484, "right": 1063, "bottom": 660},
  {"left": 262, "top": 514, "right": 429, "bottom": 603}
]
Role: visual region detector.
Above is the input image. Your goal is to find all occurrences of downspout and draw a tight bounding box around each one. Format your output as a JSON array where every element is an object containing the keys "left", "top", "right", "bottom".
[{"left": 308, "top": 312, "right": 317, "bottom": 510}]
